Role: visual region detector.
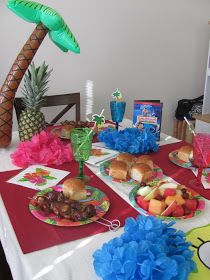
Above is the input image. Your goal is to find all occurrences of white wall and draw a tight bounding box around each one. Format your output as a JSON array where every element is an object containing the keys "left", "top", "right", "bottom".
[{"left": 1, "top": 0, "right": 210, "bottom": 135}]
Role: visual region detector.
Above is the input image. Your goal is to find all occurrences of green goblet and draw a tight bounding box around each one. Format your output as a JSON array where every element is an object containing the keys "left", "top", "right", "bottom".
[{"left": 70, "top": 128, "right": 93, "bottom": 181}]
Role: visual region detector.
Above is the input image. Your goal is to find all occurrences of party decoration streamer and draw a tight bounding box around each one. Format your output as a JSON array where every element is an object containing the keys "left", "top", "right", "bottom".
[{"left": 85, "top": 80, "right": 94, "bottom": 119}]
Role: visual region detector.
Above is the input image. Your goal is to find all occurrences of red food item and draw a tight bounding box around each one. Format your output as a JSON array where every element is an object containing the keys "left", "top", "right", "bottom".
[
  {"left": 136, "top": 196, "right": 150, "bottom": 211},
  {"left": 172, "top": 205, "right": 184, "bottom": 217},
  {"left": 30, "top": 198, "right": 38, "bottom": 207},
  {"left": 161, "top": 200, "right": 177, "bottom": 216},
  {"left": 183, "top": 206, "right": 191, "bottom": 216},
  {"left": 185, "top": 199, "right": 198, "bottom": 211},
  {"left": 155, "top": 194, "right": 164, "bottom": 201},
  {"left": 163, "top": 188, "right": 176, "bottom": 198}
]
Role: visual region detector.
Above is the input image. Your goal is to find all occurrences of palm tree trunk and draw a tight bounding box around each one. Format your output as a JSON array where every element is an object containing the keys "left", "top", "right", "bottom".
[{"left": 0, "top": 23, "right": 48, "bottom": 148}]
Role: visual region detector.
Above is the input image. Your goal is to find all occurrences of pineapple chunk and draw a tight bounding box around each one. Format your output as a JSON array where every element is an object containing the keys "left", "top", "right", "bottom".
[
  {"left": 165, "top": 195, "right": 185, "bottom": 206},
  {"left": 149, "top": 199, "right": 166, "bottom": 215},
  {"left": 174, "top": 194, "right": 185, "bottom": 205}
]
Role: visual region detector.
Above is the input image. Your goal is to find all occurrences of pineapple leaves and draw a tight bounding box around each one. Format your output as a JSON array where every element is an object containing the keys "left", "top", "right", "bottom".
[{"left": 21, "top": 62, "right": 52, "bottom": 110}]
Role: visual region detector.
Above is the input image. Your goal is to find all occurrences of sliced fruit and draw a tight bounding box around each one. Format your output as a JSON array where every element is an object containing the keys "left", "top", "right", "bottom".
[
  {"left": 143, "top": 186, "right": 159, "bottom": 201},
  {"left": 176, "top": 189, "right": 183, "bottom": 196},
  {"left": 159, "top": 182, "right": 177, "bottom": 195},
  {"left": 165, "top": 195, "right": 177, "bottom": 206},
  {"left": 183, "top": 205, "right": 191, "bottom": 216},
  {"left": 136, "top": 186, "right": 152, "bottom": 197},
  {"left": 136, "top": 196, "right": 150, "bottom": 211},
  {"left": 161, "top": 200, "right": 177, "bottom": 216},
  {"left": 172, "top": 205, "right": 184, "bottom": 217},
  {"left": 159, "top": 182, "right": 177, "bottom": 189},
  {"left": 155, "top": 194, "right": 164, "bottom": 201},
  {"left": 165, "top": 195, "right": 185, "bottom": 206},
  {"left": 174, "top": 194, "right": 185, "bottom": 205},
  {"left": 182, "top": 192, "right": 190, "bottom": 199},
  {"left": 148, "top": 199, "right": 166, "bottom": 215},
  {"left": 163, "top": 188, "right": 176, "bottom": 198},
  {"left": 185, "top": 199, "right": 198, "bottom": 211}
]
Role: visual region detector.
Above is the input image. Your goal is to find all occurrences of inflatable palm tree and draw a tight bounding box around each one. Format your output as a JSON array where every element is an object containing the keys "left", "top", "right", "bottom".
[{"left": 0, "top": 0, "right": 80, "bottom": 147}]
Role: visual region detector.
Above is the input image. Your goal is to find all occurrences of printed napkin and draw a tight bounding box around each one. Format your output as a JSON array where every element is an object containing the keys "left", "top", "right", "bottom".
[
  {"left": 192, "top": 168, "right": 210, "bottom": 189},
  {"left": 7, "top": 165, "right": 70, "bottom": 190},
  {"left": 86, "top": 145, "right": 119, "bottom": 166}
]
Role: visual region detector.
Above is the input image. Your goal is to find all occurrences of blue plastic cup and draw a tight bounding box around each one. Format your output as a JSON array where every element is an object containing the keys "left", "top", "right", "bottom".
[{"left": 110, "top": 101, "right": 126, "bottom": 130}]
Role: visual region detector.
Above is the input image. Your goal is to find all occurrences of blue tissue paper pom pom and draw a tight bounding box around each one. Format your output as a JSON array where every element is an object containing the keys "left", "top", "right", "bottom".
[
  {"left": 98, "top": 128, "right": 159, "bottom": 154},
  {"left": 93, "top": 215, "right": 196, "bottom": 280}
]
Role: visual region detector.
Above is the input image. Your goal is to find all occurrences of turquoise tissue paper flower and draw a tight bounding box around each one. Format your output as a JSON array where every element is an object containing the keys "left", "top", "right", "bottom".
[
  {"left": 98, "top": 128, "right": 158, "bottom": 154},
  {"left": 93, "top": 215, "right": 196, "bottom": 280}
]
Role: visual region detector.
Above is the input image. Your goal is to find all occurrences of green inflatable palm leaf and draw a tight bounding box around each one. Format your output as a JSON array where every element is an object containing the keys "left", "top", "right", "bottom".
[{"left": 7, "top": 0, "right": 80, "bottom": 53}]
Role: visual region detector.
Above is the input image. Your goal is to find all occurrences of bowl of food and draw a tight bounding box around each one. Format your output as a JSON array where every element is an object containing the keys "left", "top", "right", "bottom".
[{"left": 129, "top": 181, "right": 205, "bottom": 220}]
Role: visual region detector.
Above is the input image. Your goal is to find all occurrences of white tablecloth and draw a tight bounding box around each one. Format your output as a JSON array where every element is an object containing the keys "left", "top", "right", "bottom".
[{"left": 0, "top": 125, "right": 210, "bottom": 280}]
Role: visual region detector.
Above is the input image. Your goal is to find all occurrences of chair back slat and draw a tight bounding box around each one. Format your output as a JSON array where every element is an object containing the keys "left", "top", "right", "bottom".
[
  {"left": 14, "top": 92, "right": 80, "bottom": 123},
  {"left": 51, "top": 104, "right": 74, "bottom": 124}
]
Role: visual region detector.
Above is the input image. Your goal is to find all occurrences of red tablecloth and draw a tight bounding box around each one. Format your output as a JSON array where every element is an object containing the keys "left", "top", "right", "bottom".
[
  {"left": 0, "top": 162, "right": 138, "bottom": 254},
  {"left": 1, "top": 140, "right": 210, "bottom": 254}
]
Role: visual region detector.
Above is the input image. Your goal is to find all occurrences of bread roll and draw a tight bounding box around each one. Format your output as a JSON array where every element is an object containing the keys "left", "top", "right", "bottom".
[
  {"left": 177, "top": 146, "right": 193, "bottom": 162},
  {"left": 130, "top": 163, "right": 153, "bottom": 183},
  {"left": 135, "top": 155, "right": 154, "bottom": 169},
  {"left": 109, "top": 160, "right": 128, "bottom": 180},
  {"left": 63, "top": 178, "right": 86, "bottom": 200},
  {"left": 116, "top": 153, "right": 135, "bottom": 168}
]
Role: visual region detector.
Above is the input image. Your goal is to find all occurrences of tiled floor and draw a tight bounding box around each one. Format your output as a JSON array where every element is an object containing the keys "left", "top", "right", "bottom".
[{"left": 0, "top": 242, "right": 13, "bottom": 280}]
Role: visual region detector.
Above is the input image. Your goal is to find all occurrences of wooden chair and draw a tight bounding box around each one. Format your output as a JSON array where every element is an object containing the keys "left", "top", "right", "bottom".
[
  {"left": 14, "top": 92, "right": 80, "bottom": 124},
  {"left": 173, "top": 118, "right": 195, "bottom": 143}
]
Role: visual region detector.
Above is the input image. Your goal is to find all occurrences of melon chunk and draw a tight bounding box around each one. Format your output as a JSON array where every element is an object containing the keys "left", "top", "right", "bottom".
[
  {"left": 159, "top": 182, "right": 177, "bottom": 195},
  {"left": 137, "top": 186, "right": 151, "bottom": 197},
  {"left": 165, "top": 195, "right": 185, "bottom": 206},
  {"left": 165, "top": 195, "right": 177, "bottom": 206},
  {"left": 174, "top": 194, "right": 185, "bottom": 205},
  {"left": 136, "top": 196, "right": 150, "bottom": 211},
  {"left": 149, "top": 199, "right": 166, "bottom": 215},
  {"left": 163, "top": 188, "right": 176, "bottom": 198},
  {"left": 161, "top": 200, "right": 177, "bottom": 216},
  {"left": 143, "top": 186, "right": 159, "bottom": 201}
]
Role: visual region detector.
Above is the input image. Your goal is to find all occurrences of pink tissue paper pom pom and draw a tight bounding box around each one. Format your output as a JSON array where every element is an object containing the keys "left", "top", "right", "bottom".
[{"left": 11, "top": 131, "right": 73, "bottom": 168}]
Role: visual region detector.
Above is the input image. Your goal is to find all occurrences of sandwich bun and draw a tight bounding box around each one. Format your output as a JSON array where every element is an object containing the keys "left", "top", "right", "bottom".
[
  {"left": 130, "top": 163, "right": 153, "bottom": 183},
  {"left": 109, "top": 160, "right": 128, "bottom": 180},
  {"left": 177, "top": 146, "right": 193, "bottom": 162},
  {"left": 63, "top": 178, "right": 86, "bottom": 200},
  {"left": 135, "top": 155, "right": 154, "bottom": 169},
  {"left": 116, "top": 153, "right": 135, "bottom": 167}
]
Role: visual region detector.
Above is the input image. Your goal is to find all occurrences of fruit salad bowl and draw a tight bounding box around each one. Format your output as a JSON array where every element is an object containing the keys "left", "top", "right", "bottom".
[{"left": 129, "top": 182, "right": 205, "bottom": 220}]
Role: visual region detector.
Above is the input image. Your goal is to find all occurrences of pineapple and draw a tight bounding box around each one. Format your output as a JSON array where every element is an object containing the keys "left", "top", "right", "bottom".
[{"left": 18, "top": 62, "right": 52, "bottom": 141}]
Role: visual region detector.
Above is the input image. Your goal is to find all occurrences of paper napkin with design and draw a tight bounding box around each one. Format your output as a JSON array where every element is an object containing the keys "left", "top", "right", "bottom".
[
  {"left": 7, "top": 165, "right": 70, "bottom": 190},
  {"left": 86, "top": 146, "right": 119, "bottom": 166},
  {"left": 192, "top": 168, "right": 210, "bottom": 189}
]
